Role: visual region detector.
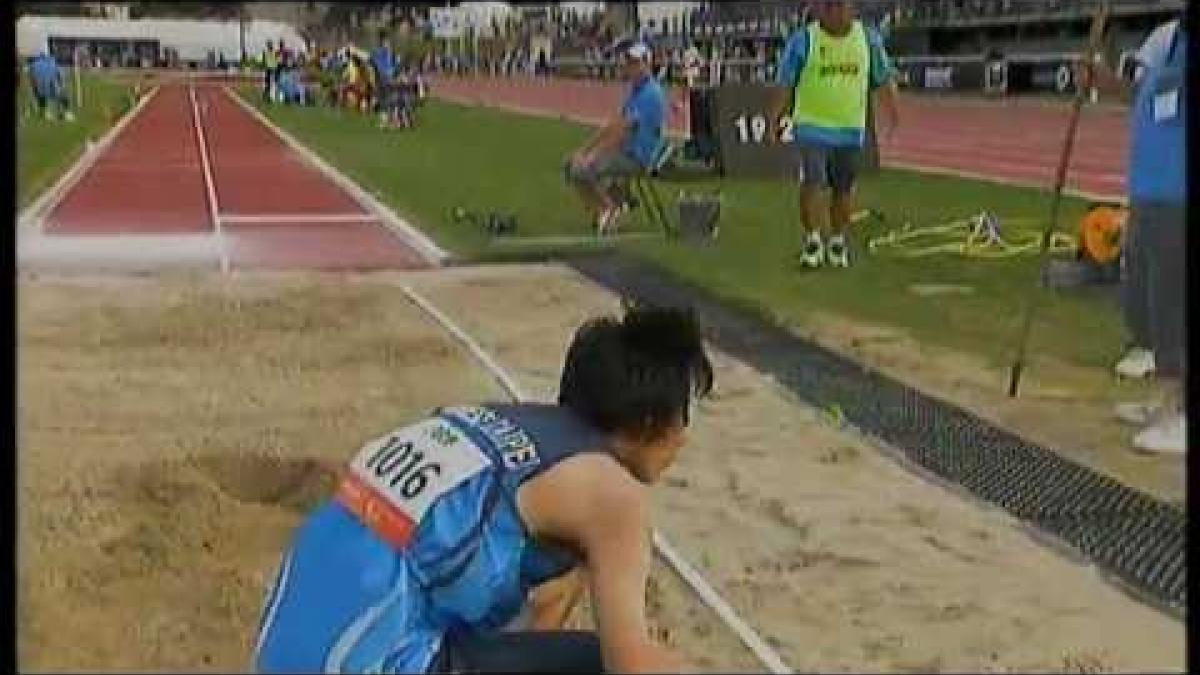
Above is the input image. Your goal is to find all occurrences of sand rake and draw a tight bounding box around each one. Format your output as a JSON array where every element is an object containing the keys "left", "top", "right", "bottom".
[{"left": 1007, "top": 1, "right": 1110, "bottom": 398}]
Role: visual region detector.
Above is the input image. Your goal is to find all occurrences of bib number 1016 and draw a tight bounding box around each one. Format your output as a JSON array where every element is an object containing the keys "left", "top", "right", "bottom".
[
  {"left": 733, "top": 113, "right": 793, "bottom": 144},
  {"left": 365, "top": 439, "right": 442, "bottom": 500}
]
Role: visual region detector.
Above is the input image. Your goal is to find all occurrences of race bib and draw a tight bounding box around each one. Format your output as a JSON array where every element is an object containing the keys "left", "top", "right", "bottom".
[
  {"left": 1153, "top": 89, "right": 1179, "bottom": 122},
  {"left": 336, "top": 418, "right": 490, "bottom": 549}
]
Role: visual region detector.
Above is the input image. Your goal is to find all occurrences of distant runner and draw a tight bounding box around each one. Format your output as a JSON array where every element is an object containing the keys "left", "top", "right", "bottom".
[{"left": 255, "top": 304, "right": 713, "bottom": 673}]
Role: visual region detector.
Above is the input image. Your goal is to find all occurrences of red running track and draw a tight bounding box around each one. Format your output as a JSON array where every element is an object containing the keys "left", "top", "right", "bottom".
[
  {"left": 430, "top": 75, "right": 1128, "bottom": 200},
  {"left": 42, "top": 81, "right": 429, "bottom": 271}
]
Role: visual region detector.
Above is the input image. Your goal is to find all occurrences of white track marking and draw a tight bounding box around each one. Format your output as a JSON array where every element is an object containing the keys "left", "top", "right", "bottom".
[
  {"left": 488, "top": 233, "right": 660, "bottom": 247},
  {"left": 217, "top": 213, "right": 381, "bottom": 225},
  {"left": 884, "top": 158, "right": 1125, "bottom": 204},
  {"left": 398, "top": 285, "right": 794, "bottom": 675},
  {"left": 17, "top": 233, "right": 222, "bottom": 271},
  {"left": 188, "top": 84, "right": 229, "bottom": 274},
  {"left": 19, "top": 86, "right": 162, "bottom": 236},
  {"left": 220, "top": 85, "right": 450, "bottom": 267}
]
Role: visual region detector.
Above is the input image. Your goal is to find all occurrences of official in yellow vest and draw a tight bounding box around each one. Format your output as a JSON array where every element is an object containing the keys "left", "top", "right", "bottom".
[
  {"left": 262, "top": 40, "right": 279, "bottom": 102},
  {"left": 770, "top": 1, "right": 900, "bottom": 269}
]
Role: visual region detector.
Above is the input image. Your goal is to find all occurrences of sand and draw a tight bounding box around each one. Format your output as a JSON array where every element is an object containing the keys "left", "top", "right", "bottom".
[{"left": 17, "top": 266, "right": 1185, "bottom": 673}]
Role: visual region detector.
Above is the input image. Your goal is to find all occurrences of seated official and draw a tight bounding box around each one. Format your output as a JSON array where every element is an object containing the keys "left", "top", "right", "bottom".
[{"left": 564, "top": 41, "right": 666, "bottom": 235}]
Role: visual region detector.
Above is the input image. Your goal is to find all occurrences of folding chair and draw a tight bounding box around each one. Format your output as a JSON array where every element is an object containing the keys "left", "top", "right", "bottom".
[{"left": 628, "top": 138, "right": 679, "bottom": 238}]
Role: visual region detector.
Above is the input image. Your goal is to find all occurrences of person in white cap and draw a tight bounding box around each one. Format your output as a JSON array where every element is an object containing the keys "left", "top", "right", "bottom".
[{"left": 564, "top": 40, "right": 667, "bottom": 234}]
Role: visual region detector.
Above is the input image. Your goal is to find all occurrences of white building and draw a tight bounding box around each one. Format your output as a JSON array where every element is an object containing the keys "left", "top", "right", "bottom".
[
  {"left": 636, "top": 1, "right": 704, "bottom": 32},
  {"left": 16, "top": 14, "right": 307, "bottom": 65}
]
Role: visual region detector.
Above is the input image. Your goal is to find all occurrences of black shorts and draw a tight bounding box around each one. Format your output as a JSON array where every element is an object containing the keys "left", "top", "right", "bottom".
[{"left": 428, "top": 630, "right": 604, "bottom": 674}]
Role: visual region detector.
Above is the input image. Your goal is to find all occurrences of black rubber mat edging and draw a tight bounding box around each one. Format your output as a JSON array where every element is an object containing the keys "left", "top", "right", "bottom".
[{"left": 566, "top": 253, "right": 1186, "bottom": 619}]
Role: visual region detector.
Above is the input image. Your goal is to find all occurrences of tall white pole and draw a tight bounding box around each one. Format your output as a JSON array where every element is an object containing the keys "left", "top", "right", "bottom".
[{"left": 73, "top": 45, "right": 83, "bottom": 111}]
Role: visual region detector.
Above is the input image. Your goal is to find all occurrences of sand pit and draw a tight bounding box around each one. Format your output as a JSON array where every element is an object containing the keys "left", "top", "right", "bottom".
[
  {"left": 18, "top": 266, "right": 1184, "bottom": 672},
  {"left": 404, "top": 264, "right": 1184, "bottom": 673}
]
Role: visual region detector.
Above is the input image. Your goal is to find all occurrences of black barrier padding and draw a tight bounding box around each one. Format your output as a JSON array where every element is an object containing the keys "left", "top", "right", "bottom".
[
  {"left": 895, "top": 58, "right": 987, "bottom": 93},
  {"left": 712, "top": 83, "right": 799, "bottom": 178},
  {"left": 569, "top": 254, "right": 1186, "bottom": 618},
  {"left": 710, "top": 83, "right": 882, "bottom": 178}
]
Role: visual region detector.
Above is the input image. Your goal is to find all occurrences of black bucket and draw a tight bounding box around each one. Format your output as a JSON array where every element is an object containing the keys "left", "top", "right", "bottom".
[{"left": 677, "top": 191, "right": 721, "bottom": 244}]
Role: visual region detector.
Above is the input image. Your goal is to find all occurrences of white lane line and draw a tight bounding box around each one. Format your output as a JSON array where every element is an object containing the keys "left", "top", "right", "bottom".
[
  {"left": 883, "top": 158, "right": 1125, "bottom": 204},
  {"left": 220, "top": 85, "right": 450, "bottom": 267},
  {"left": 19, "top": 85, "right": 162, "bottom": 236},
  {"left": 188, "top": 83, "right": 229, "bottom": 274},
  {"left": 217, "top": 213, "right": 381, "bottom": 225},
  {"left": 487, "top": 233, "right": 660, "bottom": 247},
  {"left": 398, "top": 285, "right": 793, "bottom": 675}
]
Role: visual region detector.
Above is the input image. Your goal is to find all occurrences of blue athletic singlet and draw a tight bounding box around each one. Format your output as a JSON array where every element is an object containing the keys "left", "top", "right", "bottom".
[{"left": 254, "top": 403, "right": 609, "bottom": 674}]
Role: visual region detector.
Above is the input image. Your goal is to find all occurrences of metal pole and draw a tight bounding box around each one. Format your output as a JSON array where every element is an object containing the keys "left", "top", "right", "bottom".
[
  {"left": 73, "top": 44, "right": 82, "bottom": 111},
  {"left": 240, "top": 9, "right": 247, "bottom": 64},
  {"left": 1007, "top": 2, "right": 1109, "bottom": 398}
]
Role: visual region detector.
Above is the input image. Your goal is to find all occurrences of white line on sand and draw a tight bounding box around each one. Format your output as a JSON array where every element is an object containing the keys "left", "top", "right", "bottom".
[
  {"left": 17, "top": 233, "right": 222, "bottom": 272},
  {"left": 220, "top": 86, "right": 450, "bottom": 267},
  {"left": 398, "top": 285, "right": 794, "bottom": 675},
  {"left": 18, "top": 85, "right": 162, "bottom": 235},
  {"left": 188, "top": 84, "right": 230, "bottom": 275},
  {"left": 217, "top": 213, "right": 381, "bottom": 225}
]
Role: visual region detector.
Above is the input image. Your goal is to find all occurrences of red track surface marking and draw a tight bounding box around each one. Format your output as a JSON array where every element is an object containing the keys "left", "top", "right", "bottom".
[
  {"left": 195, "top": 85, "right": 365, "bottom": 214},
  {"left": 187, "top": 84, "right": 427, "bottom": 270},
  {"left": 224, "top": 220, "right": 427, "bottom": 270},
  {"left": 429, "top": 75, "right": 1127, "bottom": 200},
  {"left": 36, "top": 78, "right": 429, "bottom": 272},
  {"left": 46, "top": 87, "right": 210, "bottom": 234}
]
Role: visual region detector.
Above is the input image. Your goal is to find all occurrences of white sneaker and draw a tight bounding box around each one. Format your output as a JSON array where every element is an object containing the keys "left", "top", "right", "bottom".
[
  {"left": 799, "top": 231, "right": 824, "bottom": 268},
  {"left": 1114, "top": 400, "right": 1163, "bottom": 426},
  {"left": 1115, "top": 348, "right": 1155, "bottom": 379},
  {"left": 1133, "top": 414, "right": 1186, "bottom": 455},
  {"left": 827, "top": 234, "right": 851, "bottom": 268}
]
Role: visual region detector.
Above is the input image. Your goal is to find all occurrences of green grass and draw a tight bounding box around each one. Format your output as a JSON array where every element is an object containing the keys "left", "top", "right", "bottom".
[
  {"left": 246, "top": 93, "right": 1130, "bottom": 372},
  {"left": 17, "top": 73, "right": 136, "bottom": 209}
]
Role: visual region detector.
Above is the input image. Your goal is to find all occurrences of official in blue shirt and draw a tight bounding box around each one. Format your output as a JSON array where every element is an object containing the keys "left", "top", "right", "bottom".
[
  {"left": 29, "top": 50, "right": 73, "bottom": 121},
  {"left": 372, "top": 36, "right": 398, "bottom": 112},
  {"left": 1080, "top": 14, "right": 1187, "bottom": 454},
  {"left": 564, "top": 41, "right": 666, "bottom": 234}
]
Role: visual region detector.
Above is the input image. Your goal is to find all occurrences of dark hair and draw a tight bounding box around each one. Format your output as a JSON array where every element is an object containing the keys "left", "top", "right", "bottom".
[{"left": 558, "top": 302, "right": 714, "bottom": 438}]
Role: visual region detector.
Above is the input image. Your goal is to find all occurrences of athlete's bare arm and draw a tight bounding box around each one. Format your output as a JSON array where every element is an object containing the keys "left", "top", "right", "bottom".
[
  {"left": 873, "top": 78, "right": 900, "bottom": 140},
  {"left": 519, "top": 453, "right": 694, "bottom": 673},
  {"left": 527, "top": 567, "right": 587, "bottom": 630},
  {"left": 575, "top": 115, "right": 633, "bottom": 164}
]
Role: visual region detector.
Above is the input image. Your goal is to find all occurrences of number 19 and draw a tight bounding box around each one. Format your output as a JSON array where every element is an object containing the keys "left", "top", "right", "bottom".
[{"left": 734, "top": 114, "right": 793, "bottom": 144}]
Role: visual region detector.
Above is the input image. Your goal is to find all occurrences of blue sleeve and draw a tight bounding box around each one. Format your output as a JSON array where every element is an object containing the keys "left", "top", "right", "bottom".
[
  {"left": 623, "top": 87, "right": 643, "bottom": 123},
  {"left": 775, "top": 31, "right": 808, "bottom": 88},
  {"left": 866, "top": 27, "right": 895, "bottom": 89},
  {"left": 625, "top": 86, "right": 665, "bottom": 129}
]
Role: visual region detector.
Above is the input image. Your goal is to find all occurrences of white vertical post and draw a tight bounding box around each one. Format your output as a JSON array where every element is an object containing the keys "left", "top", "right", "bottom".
[{"left": 73, "top": 45, "right": 83, "bottom": 111}]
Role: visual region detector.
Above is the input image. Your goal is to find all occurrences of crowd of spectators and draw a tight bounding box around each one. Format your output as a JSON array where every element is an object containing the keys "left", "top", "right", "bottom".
[
  {"left": 891, "top": 0, "right": 1177, "bottom": 24},
  {"left": 259, "top": 33, "right": 426, "bottom": 131}
]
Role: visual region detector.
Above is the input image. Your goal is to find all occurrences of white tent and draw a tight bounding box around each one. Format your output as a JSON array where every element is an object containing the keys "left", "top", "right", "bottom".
[{"left": 16, "top": 15, "right": 307, "bottom": 63}]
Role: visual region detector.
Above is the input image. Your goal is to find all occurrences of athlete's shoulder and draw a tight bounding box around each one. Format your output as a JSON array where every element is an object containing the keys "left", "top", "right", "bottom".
[{"left": 519, "top": 448, "right": 644, "bottom": 540}]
